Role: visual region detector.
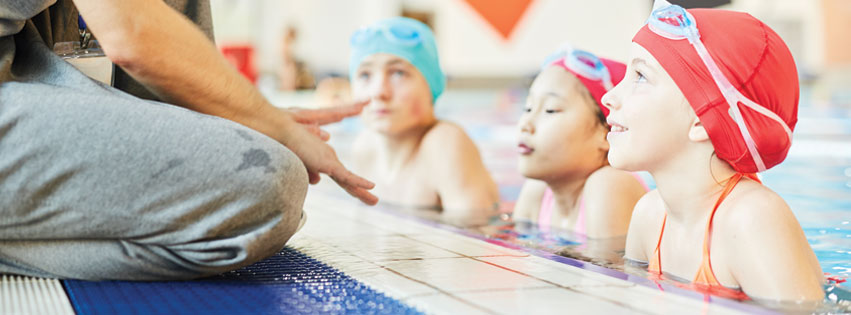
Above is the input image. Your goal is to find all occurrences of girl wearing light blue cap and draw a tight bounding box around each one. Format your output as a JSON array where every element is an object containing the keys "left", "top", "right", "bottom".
[{"left": 348, "top": 17, "right": 499, "bottom": 225}]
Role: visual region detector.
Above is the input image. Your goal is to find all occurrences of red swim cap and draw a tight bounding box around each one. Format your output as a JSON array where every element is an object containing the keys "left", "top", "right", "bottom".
[
  {"left": 551, "top": 57, "right": 626, "bottom": 117},
  {"left": 633, "top": 9, "right": 799, "bottom": 173}
]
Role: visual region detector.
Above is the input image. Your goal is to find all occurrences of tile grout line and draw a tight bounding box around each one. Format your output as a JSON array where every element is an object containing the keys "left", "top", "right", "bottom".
[
  {"left": 305, "top": 195, "right": 758, "bottom": 314},
  {"left": 469, "top": 256, "right": 663, "bottom": 315},
  {"left": 396, "top": 234, "right": 661, "bottom": 315},
  {"left": 298, "top": 236, "right": 497, "bottom": 314},
  {"left": 377, "top": 264, "right": 499, "bottom": 315},
  {"left": 315, "top": 219, "right": 656, "bottom": 314},
  {"left": 349, "top": 197, "right": 769, "bottom": 314},
  {"left": 403, "top": 286, "right": 567, "bottom": 299}
]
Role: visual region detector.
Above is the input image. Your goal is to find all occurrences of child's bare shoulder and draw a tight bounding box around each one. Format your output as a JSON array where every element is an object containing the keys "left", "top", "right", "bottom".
[
  {"left": 624, "top": 189, "right": 664, "bottom": 260},
  {"left": 631, "top": 189, "right": 664, "bottom": 228},
  {"left": 585, "top": 167, "right": 643, "bottom": 195},
  {"left": 420, "top": 121, "right": 478, "bottom": 161},
  {"left": 583, "top": 167, "right": 646, "bottom": 217},
  {"left": 421, "top": 121, "right": 474, "bottom": 148},
  {"left": 717, "top": 180, "right": 793, "bottom": 235},
  {"left": 513, "top": 179, "right": 548, "bottom": 221}
]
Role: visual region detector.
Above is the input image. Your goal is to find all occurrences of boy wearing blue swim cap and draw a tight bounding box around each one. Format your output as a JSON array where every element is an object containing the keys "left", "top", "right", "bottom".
[{"left": 348, "top": 17, "right": 499, "bottom": 225}]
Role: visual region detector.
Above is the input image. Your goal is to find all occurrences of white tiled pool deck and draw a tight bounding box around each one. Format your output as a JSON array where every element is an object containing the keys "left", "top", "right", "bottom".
[{"left": 290, "top": 188, "right": 771, "bottom": 315}]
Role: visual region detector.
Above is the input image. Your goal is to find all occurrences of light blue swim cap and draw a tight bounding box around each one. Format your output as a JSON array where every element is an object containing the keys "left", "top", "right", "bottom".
[{"left": 349, "top": 17, "right": 446, "bottom": 102}]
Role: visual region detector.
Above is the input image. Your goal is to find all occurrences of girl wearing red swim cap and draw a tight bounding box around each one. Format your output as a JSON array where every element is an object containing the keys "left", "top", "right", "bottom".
[
  {"left": 602, "top": 0, "right": 824, "bottom": 302},
  {"left": 514, "top": 45, "right": 648, "bottom": 239}
]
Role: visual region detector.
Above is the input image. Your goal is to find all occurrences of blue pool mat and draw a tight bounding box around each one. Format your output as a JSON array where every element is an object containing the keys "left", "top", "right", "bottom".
[{"left": 63, "top": 247, "right": 423, "bottom": 315}]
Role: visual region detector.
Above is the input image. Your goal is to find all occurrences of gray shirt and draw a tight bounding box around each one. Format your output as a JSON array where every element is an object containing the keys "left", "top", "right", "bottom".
[{"left": 0, "top": 0, "right": 214, "bottom": 101}]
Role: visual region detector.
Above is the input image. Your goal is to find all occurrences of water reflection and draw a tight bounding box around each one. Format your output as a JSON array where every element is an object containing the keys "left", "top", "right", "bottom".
[{"left": 379, "top": 202, "right": 851, "bottom": 313}]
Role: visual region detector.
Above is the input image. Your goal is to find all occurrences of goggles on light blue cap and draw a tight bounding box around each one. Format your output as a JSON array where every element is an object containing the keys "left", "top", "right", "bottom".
[{"left": 349, "top": 17, "right": 446, "bottom": 102}]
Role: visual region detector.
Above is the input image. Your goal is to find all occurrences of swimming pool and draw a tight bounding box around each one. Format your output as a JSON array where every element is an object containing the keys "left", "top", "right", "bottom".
[
  {"left": 447, "top": 87, "right": 850, "bottom": 308},
  {"left": 314, "top": 86, "right": 851, "bottom": 311}
]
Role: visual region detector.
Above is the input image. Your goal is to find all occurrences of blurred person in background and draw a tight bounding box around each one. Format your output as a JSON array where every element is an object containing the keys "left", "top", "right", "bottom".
[{"left": 348, "top": 17, "right": 499, "bottom": 226}]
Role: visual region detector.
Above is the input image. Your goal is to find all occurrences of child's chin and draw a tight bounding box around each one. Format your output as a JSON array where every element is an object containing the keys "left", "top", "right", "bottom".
[
  {"left": 608, "top": 154, "right": 639, "bottom": 172},
  {"left": 369, "top": 124, "right": 395, "bottom": 135},
  {"left": 607, "top": 153, "right": 629, "bottom": 170},
  {"left": 518, "top": 165, "right": 546, "bottom": 181}
]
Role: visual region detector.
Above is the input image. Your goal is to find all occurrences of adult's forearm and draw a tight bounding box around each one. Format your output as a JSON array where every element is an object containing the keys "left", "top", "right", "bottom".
[{"left": 72, "top": 0, "right": 292, "bottom": 141}]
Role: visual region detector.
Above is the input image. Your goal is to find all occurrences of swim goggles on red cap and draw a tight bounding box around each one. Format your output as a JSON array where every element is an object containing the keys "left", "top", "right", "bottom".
[
  {"left": 646, "top": 0, "right": 792, "bottom": 172},
  {"left": 544, "top": 45, "right": 615, "bottom": 91}
]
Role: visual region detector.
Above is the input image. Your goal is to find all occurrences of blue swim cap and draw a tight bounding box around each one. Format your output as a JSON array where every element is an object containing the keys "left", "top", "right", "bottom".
[{"left": 349, "top": 17, "right": 446, "bottom": 102}]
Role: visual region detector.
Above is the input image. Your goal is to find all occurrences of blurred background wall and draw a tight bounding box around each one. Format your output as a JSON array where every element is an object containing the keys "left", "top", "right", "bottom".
[{"left": 210, "top": 0, "right": 849, "bottom": 104}]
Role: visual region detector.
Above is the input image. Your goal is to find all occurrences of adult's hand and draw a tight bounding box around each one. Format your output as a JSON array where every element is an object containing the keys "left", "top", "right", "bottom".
[
  {"left": 71, "top": 0, "right": 376, "bottom": 205},
  {"left": 279, "top": 114, "right": 378, "bottom": 205},
  {"left": 288, "top": 100, "right": 368, "bottom": 141}
]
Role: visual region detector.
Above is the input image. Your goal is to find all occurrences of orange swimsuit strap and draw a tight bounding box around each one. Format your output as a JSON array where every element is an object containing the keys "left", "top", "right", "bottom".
[{"left": 649, "top": 173, "right": 760, "bottom": 286}]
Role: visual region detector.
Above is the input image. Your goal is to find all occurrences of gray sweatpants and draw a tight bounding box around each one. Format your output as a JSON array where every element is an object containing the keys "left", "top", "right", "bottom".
[{"left": 0, "top": 31, "right": 308, "bottom": 281}]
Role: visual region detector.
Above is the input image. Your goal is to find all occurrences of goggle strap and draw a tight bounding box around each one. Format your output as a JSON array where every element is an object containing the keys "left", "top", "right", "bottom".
[
  {"left": 699, "top": 38, "right": 797, "bottom": 171},
  {"left": 602, "top": 72, "right": 614, "bottom": 91},
  {"left": 603, "top": 79, "right": 614, "bottom": 91},
  {"left": 648, "top": 1, "right": 789, "bottom": 172},
  {"left": 738, "top": 95, "right": 794, "bottom": 142},
  {"left": 727, "top": 98, "right": 768, "bottom": 172}
]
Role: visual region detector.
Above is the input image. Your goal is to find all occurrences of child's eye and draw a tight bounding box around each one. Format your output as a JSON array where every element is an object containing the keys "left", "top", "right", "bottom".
[
  {"left": 523, "top": 107, "right": 532, "bottom": 113},
  {"left": 635, "top": 70, "right": 647, "bottom": 83},
  {"left": 358, "top": 71, "right": 370, "bottom": 80},
  {"left": 545, "top": 109, "right": 560, "bottom": 114}
]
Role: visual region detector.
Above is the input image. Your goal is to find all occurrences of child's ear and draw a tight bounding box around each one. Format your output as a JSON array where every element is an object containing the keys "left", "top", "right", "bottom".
[{"left": 688, "top": 117, "right": 710, "bottom": 142}]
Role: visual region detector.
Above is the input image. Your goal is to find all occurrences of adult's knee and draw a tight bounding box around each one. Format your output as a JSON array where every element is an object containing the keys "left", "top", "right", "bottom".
[
  {"left": 165, "top": 144, "right": 309, "bottom": 279},
  {"left": 230, "top": 144, "right": 308, "bottom": 264}
]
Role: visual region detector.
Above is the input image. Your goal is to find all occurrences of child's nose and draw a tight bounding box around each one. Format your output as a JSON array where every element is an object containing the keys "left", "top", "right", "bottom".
[
  {"left": 518, "top": 114, "right": 535, "bottom": 134},
  {"left": 601, "top": 87, "right": 621, "bottom": 112},
  {"left": 371, "top": 76, "right": 392, "bottom": 101}
]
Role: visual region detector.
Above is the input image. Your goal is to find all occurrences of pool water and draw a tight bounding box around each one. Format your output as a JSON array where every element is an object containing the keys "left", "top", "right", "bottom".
[{"left": 323, "top": 87, "right": 851, "bottom": 311}]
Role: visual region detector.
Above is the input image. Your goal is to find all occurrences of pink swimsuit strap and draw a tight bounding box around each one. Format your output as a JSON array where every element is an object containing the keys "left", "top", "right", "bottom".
[
  {"left": 537, "top": 172, "right": 649, "bottom": 234},
  {"left": 538, "top": 188, "right": 555, "bottom": 231},
  {"left": 632, "top": 172, "right": 651, "bottom": 191},
  {"left": 538, "top": 188, "right": 585, "bottom": 234}
]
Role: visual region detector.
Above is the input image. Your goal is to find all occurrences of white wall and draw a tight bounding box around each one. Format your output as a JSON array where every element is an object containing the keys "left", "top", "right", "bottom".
[
  {"left": 210, "top": 0, "right": 823, "bottom": 78},
  {"left": 210, "top": 0, "right": 649, "bottom": 77},
  {"left": 211, "top": 0, "right": 399, "bottom": 76},
  {"left": 435, "top": 0, "right": 649, "bottom": 77},
  {"left": 720, "top": 0, "right": 824, "bottom": 73}
]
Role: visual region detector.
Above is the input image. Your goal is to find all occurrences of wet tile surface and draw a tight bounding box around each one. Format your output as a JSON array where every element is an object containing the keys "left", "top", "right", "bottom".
[{"left": 297, "top": 191, "right": 751, "bottom": 314}]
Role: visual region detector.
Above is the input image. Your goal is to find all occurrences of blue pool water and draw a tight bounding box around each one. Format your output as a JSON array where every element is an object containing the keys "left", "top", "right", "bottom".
[
  {"left": 761, "top": 105, "right": 851, "bottom": 282},
  {"left": 766, "top": 157, "right": 851, "bottom": 282}
]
